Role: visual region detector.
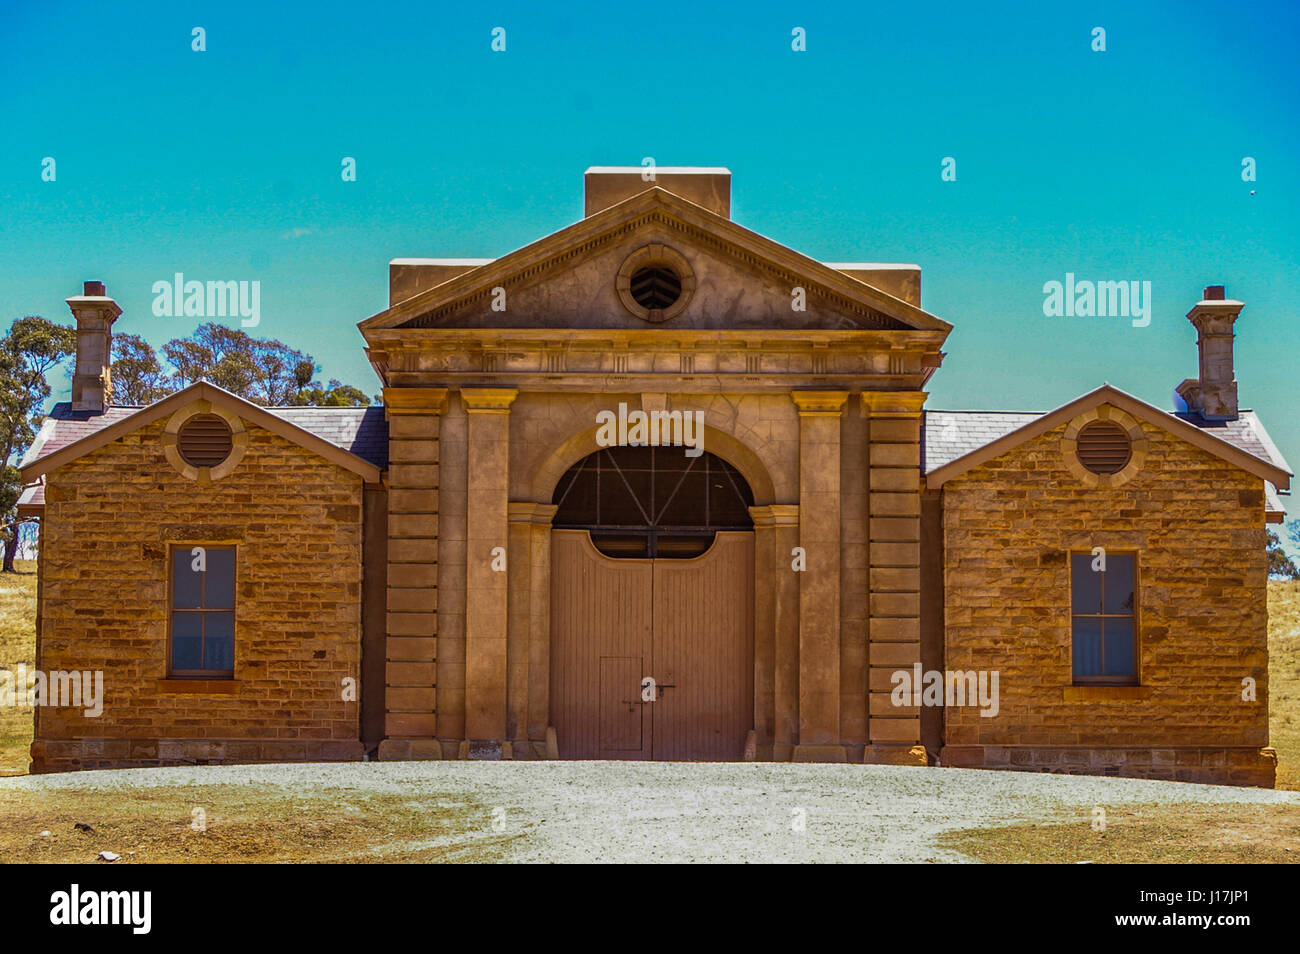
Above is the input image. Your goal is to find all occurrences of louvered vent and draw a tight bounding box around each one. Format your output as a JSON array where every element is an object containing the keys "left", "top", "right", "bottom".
[
  {"left": 1076, "top": 421, "right": 1132, "bottom": 474},
  {"left": 629, "top": 266, "right": 682, "bottom": 311},
  {"left": 177, "top": 414, "right": 234, "bottom": 467}
]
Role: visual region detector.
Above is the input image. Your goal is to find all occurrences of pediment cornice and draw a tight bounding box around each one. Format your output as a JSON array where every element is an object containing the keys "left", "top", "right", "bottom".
[{"left": 359, "top": 188, "right": 953, "bottom": 337}]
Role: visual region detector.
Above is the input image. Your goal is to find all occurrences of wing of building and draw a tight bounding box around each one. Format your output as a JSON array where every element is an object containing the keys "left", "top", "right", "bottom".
[{"left": 17, "top": 168, "right": 1290, "bottom": 785}]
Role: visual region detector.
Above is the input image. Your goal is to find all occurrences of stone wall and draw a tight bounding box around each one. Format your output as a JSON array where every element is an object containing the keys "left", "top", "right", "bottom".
[
  {"left": 32, "top": 416, "right": 366, "bottom": 772},
  {"left": 939, "top": 413, "right": 1275, "bottom": 786}
]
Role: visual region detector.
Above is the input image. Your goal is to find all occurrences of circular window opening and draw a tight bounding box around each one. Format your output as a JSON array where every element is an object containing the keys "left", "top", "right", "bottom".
[
  {"left": 1076, "top": 420, "right": 1132, "bottom": 474},
  {"left": 629, "top": 265, "right": 682, "bottom": 312},
  {"left": 177, "top": 414, "right": 234, "bottom": 468}
]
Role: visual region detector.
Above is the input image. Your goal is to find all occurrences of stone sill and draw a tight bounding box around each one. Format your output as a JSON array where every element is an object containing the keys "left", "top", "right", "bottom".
[
  {"left": 156, "top": 679, "right": 240, "bottom": 694},
  {"left": 1062, "top": 685, "right": 1152, "bottom": 702}
]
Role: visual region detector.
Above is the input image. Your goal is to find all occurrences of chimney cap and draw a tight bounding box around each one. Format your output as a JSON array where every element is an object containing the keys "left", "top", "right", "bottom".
[
  {"left": 1204, "top": 284, "right": 1226, "bottom": 300},
  {"left": 83, "top": 280, "right": 106, "bottom": 297}
]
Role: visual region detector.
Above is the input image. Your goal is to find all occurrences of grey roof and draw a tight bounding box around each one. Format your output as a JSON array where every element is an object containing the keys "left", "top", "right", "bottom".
[
  {"left": 18, "top": 401, "right": 388, "bottom": 511},
  {"left": 268, "top": 406, "right": 389, "bottom": 469},
  {"left": 922, "top": 410, "right": 1041, "bottom": 473}
]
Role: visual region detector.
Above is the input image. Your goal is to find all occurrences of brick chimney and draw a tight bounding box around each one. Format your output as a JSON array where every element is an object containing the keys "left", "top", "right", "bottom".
[
  {"left": 65, "top": 280, "right": 122, "bottom": 413},
  {"left": 1175, "top": 284, "right": 1242, "bottom": 421}
]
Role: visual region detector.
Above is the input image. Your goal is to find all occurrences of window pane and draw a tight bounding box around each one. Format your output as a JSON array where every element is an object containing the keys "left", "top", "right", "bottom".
[
  {"left": 204, "top": 613, "right": 235, "bottom": 671},
  {"left": 1071, "top": 554, "right": 1102, "bottom": 614},
  {"left": 172, "top": 549, "right": 204, "bottom": 609},
  {"left": 658, "top": 463, "right": 707, "bottom": 527},
  {"left": 1072, "top": 617, "right": 1103, "bottom": 678},
  {"left": 172, "top": 612, "right": 203, "bottom": 670},
  {"left": 203, "top": 548, "right": 236, "bottom": 609},
  {"left": 1103, "top": 554, "right": 1135, "bottom": 615},
  {"left": 1104, "top": 618, "right": 1136, "bottom": 678}
]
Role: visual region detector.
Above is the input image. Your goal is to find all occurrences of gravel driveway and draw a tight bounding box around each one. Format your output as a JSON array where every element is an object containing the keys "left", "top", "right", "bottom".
[{"left": 5, "top": 760, "right": 1298, "bottom": 863}]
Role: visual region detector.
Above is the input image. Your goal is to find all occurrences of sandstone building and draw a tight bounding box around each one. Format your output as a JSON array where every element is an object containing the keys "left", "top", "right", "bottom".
[{"left": 18, "top": 168, "right": 1290, "bottom": 785}]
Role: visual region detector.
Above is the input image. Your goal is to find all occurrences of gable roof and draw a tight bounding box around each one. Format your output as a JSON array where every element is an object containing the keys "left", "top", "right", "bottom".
[
  {"left": 359, "top": 186, "right": 953, "bottom": 335},
  {"left": 924, "top": 385, "right": 1292, "bottom": 497},
  {"left": 19, "top": 383, "right": 385, "bottom": 509}
]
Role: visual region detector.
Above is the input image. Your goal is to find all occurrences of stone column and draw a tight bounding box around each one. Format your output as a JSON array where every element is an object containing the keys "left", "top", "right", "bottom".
[
  {"left": 507, "top": 501, "right": 557, "bottom": 758},
  {"left": 379, "top": 387, "right": 447, "bottom": 761},
  {"left": 462, "top": 388, "right": 518, "bottom": 752},
  {"left": 750, "top": 503, "right": 800, "bottom": 760},
  {"left": 791, "top": 391, "right": 848, "bottom": 761},
  {"left": 862, "top": 391, "right": 928, "bottom": 764}
]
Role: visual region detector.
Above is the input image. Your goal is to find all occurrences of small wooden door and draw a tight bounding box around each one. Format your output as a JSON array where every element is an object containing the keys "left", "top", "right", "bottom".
[
  {"left": 550, "top": 531, "right": 653, "bottom": 758},
  {"left": 651, "top": 532, "right": 753, "bottom": 760},
  {"left": 550, "top": 529, "right": 753, "bottom": 760}
]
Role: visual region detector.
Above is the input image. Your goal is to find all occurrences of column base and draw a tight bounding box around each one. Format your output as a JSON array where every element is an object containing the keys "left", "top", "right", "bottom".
[
  {"left": 864, "top": 743, "right": 928, "bottom": 766},
  {"left": 377, "top": 738, "right": 443, "bottom": 761},
  {"left": 458, "top": 740, "right": 511, "bottom": 760},
  {"left": 791, "top": 743, "right": 848, "bottom": 763}
]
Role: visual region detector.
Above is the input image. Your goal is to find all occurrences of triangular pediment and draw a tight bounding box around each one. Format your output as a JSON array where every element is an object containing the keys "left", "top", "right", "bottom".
[
  {"left": 924, "top": 385, "right": 1292, "bottom": 490},
  {"left": 360, "top": 188, "right": 951, "bottom": 335},
  {"left": 19, "top": 382, "right": 382, "bottom": 484}
]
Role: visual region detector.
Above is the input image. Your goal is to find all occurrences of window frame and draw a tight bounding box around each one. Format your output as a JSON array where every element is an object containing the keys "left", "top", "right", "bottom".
[
  {"left": 167, "top": 543, "right": 237, "bottom": 679},
  {"left": 1068, "top": 548, "right": 1140, "bottom": 686}
]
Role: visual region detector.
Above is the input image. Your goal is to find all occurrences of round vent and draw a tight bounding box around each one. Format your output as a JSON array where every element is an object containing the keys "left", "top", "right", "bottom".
[
  {"left": 629, "top": 266, "right": 682, "bottom": 311},
  {"left": 1076, "top": 420, "right": 1132, "bottom": 474},
  {"left": 177, "top": 414, "right": 234, "bottom": 467}
]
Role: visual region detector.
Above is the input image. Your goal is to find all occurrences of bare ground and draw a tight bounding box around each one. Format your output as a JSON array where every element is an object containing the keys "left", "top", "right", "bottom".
[{"left": 2, "top": 759, "right": 1298, "bottom": 863}]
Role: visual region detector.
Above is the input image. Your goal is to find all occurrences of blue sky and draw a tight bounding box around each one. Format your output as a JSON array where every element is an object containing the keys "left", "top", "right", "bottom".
[{"left": 3, "top": 1, "right": 1298, "bottom": 508}]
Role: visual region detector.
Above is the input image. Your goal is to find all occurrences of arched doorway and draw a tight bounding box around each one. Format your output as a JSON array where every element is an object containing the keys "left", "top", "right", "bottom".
[{"left": 549, "top": 446, "right": 755, "bottom": 759}]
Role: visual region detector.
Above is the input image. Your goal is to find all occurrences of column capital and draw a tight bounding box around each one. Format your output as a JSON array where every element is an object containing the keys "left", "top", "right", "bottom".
[
  {"left": 860, "top": 391, "right": 928, "bottom": 417},
  {"left": 508, "top": 501, "right": 558, "bottom": 525},
  {"left": 748, "top": 504, "right": 800, "bottom": 528},
  {"left": 791, "top": 390, "right": 849, "bottom": 414},
  {"left": 462, "top": 387, "right": 519, "bottom": 412},
  {"left": 383, "top": 386, "right": 448, "bottom": 416}
]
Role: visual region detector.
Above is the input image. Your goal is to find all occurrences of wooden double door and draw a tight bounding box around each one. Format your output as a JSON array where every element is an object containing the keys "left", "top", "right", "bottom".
[{"left": 550, "top": 529, "right": 754, "bottom": 760}]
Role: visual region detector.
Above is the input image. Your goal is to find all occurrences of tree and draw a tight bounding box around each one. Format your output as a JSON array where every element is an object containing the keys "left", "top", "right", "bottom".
[
  {"left": 113, "top": 326, "right": 370, "bottom": 408},
  {"left": 292, "top": 379, "right": 371, "bottom": 407},
  {"left": 0, "top": 316, "right": 77, "bottom": 572},
  {"left": 1267, "top": 529, "right": 1300, "bottom": 580},
  {"left": 160, "top": 323, "right": 317, "bottom": 406},
  {"left": 162, "top": 325, "right": 256, "bottom": 396},
  {"left": 111, "top": 333, "right": 170, "bottom": 405}
]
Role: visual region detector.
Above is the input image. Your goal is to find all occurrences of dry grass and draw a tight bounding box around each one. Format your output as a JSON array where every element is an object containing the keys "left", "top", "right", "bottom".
[
  {"left": 937, "top": 802, "right": 1300, "bottom": 864},
  {"left": 0, "top": 563, "right": 1298, "bottom": 863},
  {"left": 0, "top": 561, "right": 37, "bottom": 776},
  {"left": 0, "top": 783, "right": 518, "bottom": 863},
  {"left": 1268, "top": 580, "right": 1300, "bottom": 790}
]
